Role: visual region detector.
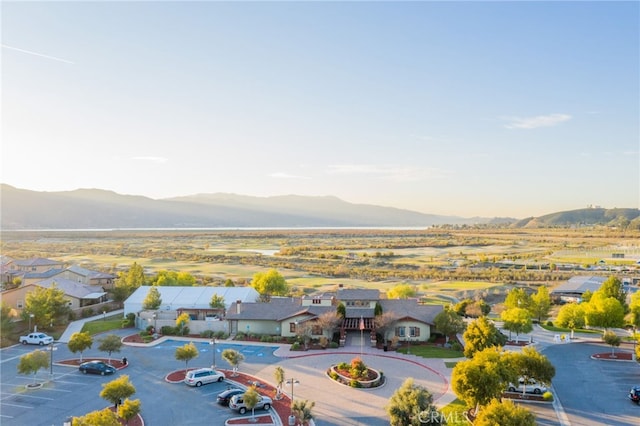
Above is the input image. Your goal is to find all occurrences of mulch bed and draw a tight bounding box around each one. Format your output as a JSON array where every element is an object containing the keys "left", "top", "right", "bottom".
[{"left": 592, "top": 351, "right": 633, "bottom": 361}]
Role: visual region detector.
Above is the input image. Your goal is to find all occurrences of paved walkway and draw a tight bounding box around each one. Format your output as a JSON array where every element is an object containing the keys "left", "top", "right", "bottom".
[{"left": 58, "top": 309, "right": 124, "bottom": 343}]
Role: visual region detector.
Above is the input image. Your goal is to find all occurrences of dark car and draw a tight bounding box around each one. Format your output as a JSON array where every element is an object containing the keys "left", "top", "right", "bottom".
[
  {"left": 79, "top": 360, "right": 116, "bottom": 376},
  {"left": 629, "top": 386, "right": 640, "bottom": 404},
  {"left": 216, "top": 388, "right": 244, "bottom": 406}
]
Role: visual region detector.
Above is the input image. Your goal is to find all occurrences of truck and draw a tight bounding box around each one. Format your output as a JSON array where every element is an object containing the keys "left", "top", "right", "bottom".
[{"left": 20, "top": 333, "right": 54, "bottom": 346}]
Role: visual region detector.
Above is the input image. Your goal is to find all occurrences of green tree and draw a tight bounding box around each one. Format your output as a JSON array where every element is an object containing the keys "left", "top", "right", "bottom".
[
  {"left": 387, "top": 284, "right": 416, "bottom": 299},
  {"left": 222, "top": 348, "right": 244, "bottom": 376},
  {"left": 72, "top": 408, "right": 120, "bottom": 426},
  {"left": 274, "top": 366, "right": 285, "bottom": 399},
  {"left": 67, "top": 331, "right": 93, "bottom": 363},
  {"left": 504, "top": 288, "right": 532, "bottom": 311},
  {"left": 100, "top": 374, "right": 136, "bottom": 409},
  {"left": 224, "top": 278, "right": 235, "bottom": 287},
  {"left": 251, "top": 269, "right": 288, "bottom": 302},
  {"left": 500, "top": 307, "right": 533, "bottom": 343},
  {"left": 584, "top": 292, "right": 625, "bottom": 331},
  {"left": 175, "top": 342, "right": 199, "bottom": 372},
  {"left": 504, "top": 346, "right": 555, "bottom": 397},
  {"left": 433, "top": 308, "right": 466, "bottom": 343},
  {"left": 385, "top": 378, "right": 443, "bottom": 426},
  {"left": 530, "top": 285, "right": 551, "bottom": 323},
  {"left": 176, "top": 312, "right": 191, "bottom": 335},
  {"left": 581, "top": 289, "right": 593, "bottom": 303},
  {"left": 473, "top": 399, "right": 535, "bottom": 426},
  {"left": 112, "top": 262, "right": 146, "bottom": 305},
  {"left": 628, "top": 291, "right": 640, "bottom": 331},
  {"left": 292, "top": 399, "right": 316, "bottom": 426},
  {"left": 598, "top": 276, "right": 626, "bottom": 308},
  {"left": 209, "top": 294, "right": 225, "bottom": 309},
  {"left": 1, "top": 302, "right": 15, "bottom": 338},
  {"left": 336, "top": 302, "right": 346, "bottom": 318},
  {"left": 17, "top": 350, "right": 49, "bottom": 385},
  {"left": 117, "top": 398, "right": 141, "bottom": 426},
  {"left": 142, "top": 286, "right": 162, "bottom": 310},
  {"left": 555, "top": 302, "right": 586, "bottom": 338},
  {"left": 462, "top": 316, "right": 507, "bottom": 358},
  {"left": 22, "top": 284, "right": 70, "bottom": 330},
  {"left": 243, "top": 385, "right": 260, "bottom": 420},
  {"left": 98, "top": 334, "right": 123, "bottom": 364},
  {"left": 451, "top": 347, "right": 517, "bottom": 414},
  {"left": 603, "top": 330, "right": 622, "bottom": 356}
]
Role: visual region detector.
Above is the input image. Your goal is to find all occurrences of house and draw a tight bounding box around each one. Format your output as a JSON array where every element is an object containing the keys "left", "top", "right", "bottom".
[
  {"left": 1, "top": 278, "right": 108, "bottom": 312},
  {"left": 54, "top": 265, "right": 116, "bottom": 289},
  {"left": 550, "top": 275, "right": 607, "bottom": 303}
]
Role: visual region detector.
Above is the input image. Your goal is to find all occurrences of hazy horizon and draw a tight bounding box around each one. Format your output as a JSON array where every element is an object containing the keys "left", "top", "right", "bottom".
[{"left": 2, "top": 2, "right": 638, "bottom": 218}]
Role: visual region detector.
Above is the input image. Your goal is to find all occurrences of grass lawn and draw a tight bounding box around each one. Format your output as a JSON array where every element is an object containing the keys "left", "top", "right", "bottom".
[
  {"left": 439, "top": 398, "right": 468, "bottom": 426},
  {"left": 538, "top": 324, "right": 601, "bottom": 335},
  {"left": 81, "top": 316, "right": 124, "bottom": 335},
  {"left": 396, "top": 345, "right": 464, "bottom": 358}
]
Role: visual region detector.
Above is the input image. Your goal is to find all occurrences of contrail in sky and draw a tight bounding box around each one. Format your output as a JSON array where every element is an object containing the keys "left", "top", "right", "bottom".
[{"left": 1, "top": 44, "right": 75, "bottom": 64}]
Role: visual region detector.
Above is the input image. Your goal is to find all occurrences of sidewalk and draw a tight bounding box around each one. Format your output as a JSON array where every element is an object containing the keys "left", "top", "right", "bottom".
[{"left": 58, "top": 309, "right": 124, "bottom": 343}]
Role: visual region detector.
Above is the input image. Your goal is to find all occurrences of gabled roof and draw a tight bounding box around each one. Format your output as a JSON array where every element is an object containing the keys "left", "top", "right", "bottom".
[
  {"left": 14, "top": 258, "right": 62, "bottom": 267},
  {"left": 66, "top": 265, "right": 115, "bottom": 279},
  {"left": 35, "top": 278, "right": 105, "bottom": 300},
  {"left": 379, "top": 299, "right": 443, "bottom": 325},
  {"left": 225, "top": 298, "right": 335, "bottom": 322},
  {"left": 24, "top": 269, "right": 66, "bottom": 279},
  {"left": 337, "top": 288, "right": 380, "bottom": 300}
]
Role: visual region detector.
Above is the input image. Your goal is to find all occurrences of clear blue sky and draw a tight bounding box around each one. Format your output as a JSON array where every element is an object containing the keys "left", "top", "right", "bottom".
[{"left": 2, "top": 1, "right": 638, "bottom": 219}]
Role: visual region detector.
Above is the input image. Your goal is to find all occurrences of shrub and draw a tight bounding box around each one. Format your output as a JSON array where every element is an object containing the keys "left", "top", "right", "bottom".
[
  {"left": 139, "top": 331, "right": 149, "bottom": 337},
  {"left": 126, "top": 313, "right": 136, "bottom": 323},
  {"left": 319, "top": 336, "right": 329, "bottom": 348},
  {"left": 235, "top": 332, "right": 246, "bottom": 340},
  {"left": 81, "top": 308, "right": 94, "bottom": 318},
  {"left": 329, "top": 371, "right": 339, "bottom": 380},
  {"left": 543, "top": 391, "right": 554, "bottom": 401},
  {"left": 200, "top": 330, "right": 215, "bottom": 338},
  {"left": 350, "top": 357, "right": 367, "bottom": 379},
  {"left": 121, "top": 319, "right": 130, "bottom": 328},
  {"left": 161, "top": 326, "right": 175, "bottom": 335},
  {"left": 546, "top": 320, "right": 554, "bottom": 327},
  {"left": 68, "top": 311, "right": 77, "bottom": 321},
  {"left": 214, "top": 331, "right": 227, "bottom": 339},
  {"left": 329, "top": 342, "right": 339, "bottom": 349},
  {"left": 450, "top": 342, "right": 462, "bottom": 351},
  {"left": 146, "top": 325, "right": 155, "bottom": 333},
  {"left": 350, "top": 379, "right": 361, "bottom": 388},
  {"left": 291, "top": 342, "right": 301, "bottom": 351},
  {"left": 337, "top": 362, "right": 349, "bottom": 371}
]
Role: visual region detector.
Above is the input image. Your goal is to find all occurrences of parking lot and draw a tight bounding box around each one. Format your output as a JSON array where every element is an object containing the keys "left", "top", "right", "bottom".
[{"left": 0, "top": 331, "right": 278, "bottom": 426}]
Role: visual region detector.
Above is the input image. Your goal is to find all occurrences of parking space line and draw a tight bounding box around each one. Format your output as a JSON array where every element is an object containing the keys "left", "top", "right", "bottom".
[
  {"left": 42, "top": 388, "right": 72, "bottom": 393},
  {"left": 2, "top": 393, "right": 54, "bottom": 401},
  {"left": 1, "top": 402, "right": 32, "bottom": 409}
]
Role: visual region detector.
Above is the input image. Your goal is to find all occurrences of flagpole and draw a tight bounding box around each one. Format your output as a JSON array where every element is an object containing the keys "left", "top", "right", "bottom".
[{"left": 360, "top": 316, "right": 364, "bottom": 357}]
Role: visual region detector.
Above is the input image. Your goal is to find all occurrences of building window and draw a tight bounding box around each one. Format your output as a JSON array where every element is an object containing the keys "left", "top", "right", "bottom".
[
  {"left": 289, "top": 322, "right": 296, "bottom": 333},
  {"left": 312, "top": 298, "right": 321, "bottom": 304},
  {"left": 409, "top": 327, "right": 420, "bottom": 338},
  {"left": 17, "top": 300, "right": 23, "bottom": 309},
  {"left": 395, "top": 326, "right": 406, "bottom": 337}
]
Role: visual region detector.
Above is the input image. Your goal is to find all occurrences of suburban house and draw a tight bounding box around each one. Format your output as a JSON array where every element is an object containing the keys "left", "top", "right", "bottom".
[
  {"left": 1, "top": 278, "right": 108, "bottom": 312},
  {"left": 550, "top": 275, "right": 607, "bottom": 303}
]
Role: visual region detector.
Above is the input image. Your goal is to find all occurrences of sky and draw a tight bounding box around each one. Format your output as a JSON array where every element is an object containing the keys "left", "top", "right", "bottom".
[{"left": 1, "top": 1, "right": 638, "bottom": 219}]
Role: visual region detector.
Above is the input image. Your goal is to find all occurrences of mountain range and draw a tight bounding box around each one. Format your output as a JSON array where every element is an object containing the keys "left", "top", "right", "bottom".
[{"left": 0, "top": 184, "right": 637, "bottom": 229}]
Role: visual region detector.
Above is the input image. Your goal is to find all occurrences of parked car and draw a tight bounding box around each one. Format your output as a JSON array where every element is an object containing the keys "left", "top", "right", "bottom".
[
  {"left": 629, "top": 386, "right": 640, "bottom": 404},
  {"left": 20, "top": 333, "right": 54, "bottom": 346},
  {"left": 79, "top": 360, "right": 116, "bottom": 375},
  {"left": 216, "top": 388, "right": 244, "bottom": 406},
  {"left": 507, "top": 377, "right": 547, "bottom": 394},
  {"left": 228, "top": 393, "right": 272, "bottom": 414},
  {"left": 184, "top": 368, "right": 225, "bottom": 387}
]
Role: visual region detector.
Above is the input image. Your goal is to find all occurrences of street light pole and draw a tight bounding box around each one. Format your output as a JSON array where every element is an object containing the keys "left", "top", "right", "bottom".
[
  {"left": 210, "top": 338, "right": 217, "bottom": 369},
  {"left": 49, "top": 341, "right": 57, "bottom": 380},
  {"left": 29, "top": 314, "right": 34, "bottom": 332},
  {"left": 103, "top": 311, "right": 106, "bottom": 321},
  {"left": 286, "top": 378, "right": 299, "bottom": 426}
]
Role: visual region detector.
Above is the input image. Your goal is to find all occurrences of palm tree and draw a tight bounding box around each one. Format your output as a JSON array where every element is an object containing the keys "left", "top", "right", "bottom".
[{"left": 292, "top": 399, "right": 315, "bottom": 426}]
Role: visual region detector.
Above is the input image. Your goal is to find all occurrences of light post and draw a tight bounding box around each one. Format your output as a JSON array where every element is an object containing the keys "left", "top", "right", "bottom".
[
  {"left": 209, "top": 338, "right": 217, "bottom": 369},
  {"left": 29, "top": 313, "right": 34, "bottom": 332},
  {"left": 102, "top": 311, "right": 106, "bottom": 321},
  {"left": 286, "top": 378, "right": 299, "bottom": 426},
  {"left": 152, "top": 313, "right": 157, "bottom": 332},
  {"left": 48, "top": 341, "right": 57, "bottom": 380}
]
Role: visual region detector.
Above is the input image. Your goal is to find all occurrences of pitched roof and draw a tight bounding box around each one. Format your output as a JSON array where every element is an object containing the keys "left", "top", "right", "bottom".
[
  {"left": 66, "top": 265, "right": 115, "bottom": 279},
  {"left": 35, "top": 278, "right": 105, "bottom": 300},
  {"left": 24, "top": 269, "right": 66, "bottom": 279},
  {"left": 380, "top": 299, "right": 443, "bottom": 325},
  {"left": 14, "top": 258, "right": 62, "bottom": 267},
  {"left": 336, "top": 288, "right": 380, "bottom": 300}
]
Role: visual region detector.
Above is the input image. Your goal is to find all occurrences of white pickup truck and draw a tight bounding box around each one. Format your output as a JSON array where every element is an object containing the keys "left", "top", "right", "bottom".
[{"left": 20, "top": 333, "right": 54, "bottom": 346}]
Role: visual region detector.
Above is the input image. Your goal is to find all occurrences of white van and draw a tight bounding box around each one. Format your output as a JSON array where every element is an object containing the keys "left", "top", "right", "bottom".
[{"left": 184, "top": 368, "right": 225, "bottom": 387}]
